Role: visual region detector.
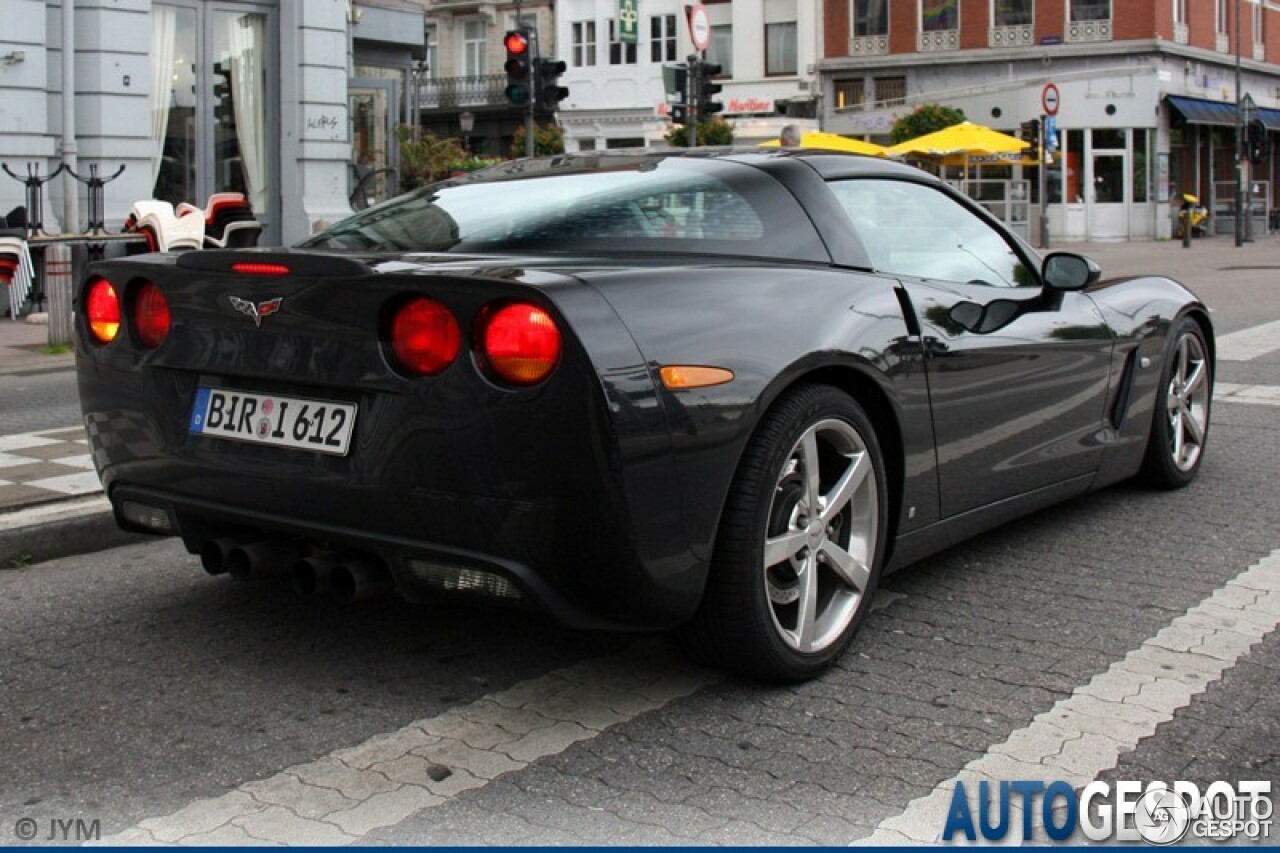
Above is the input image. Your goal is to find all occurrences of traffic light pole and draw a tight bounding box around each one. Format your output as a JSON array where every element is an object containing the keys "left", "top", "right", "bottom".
[
  {"left": 1039, "top": 113, "right": 1050, "bottom": 250},
  {"left": 687, "top": 54, "right": 701, "bottom": 148}
]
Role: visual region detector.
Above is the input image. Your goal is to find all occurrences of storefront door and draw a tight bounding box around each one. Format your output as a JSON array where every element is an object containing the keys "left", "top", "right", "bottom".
[
  {"left": 1088, "top": 129, "right": 1127, "bottom": 240},
  {"left": 349, "top": 79, "right": 400, "bottom": 209}
]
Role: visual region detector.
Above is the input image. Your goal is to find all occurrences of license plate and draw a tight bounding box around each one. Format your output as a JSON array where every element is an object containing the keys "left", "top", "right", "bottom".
[{"left": 189, "top": 387, "right": 357, "bottom": 456}]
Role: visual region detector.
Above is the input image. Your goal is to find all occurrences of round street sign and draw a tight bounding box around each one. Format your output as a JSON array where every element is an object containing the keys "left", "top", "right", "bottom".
[
  {"left": 1042, "top": 83, "right": 1060, "bottom": 116},
  {"left": 689, "top": 4, "right": 710, "bottom": 51}
]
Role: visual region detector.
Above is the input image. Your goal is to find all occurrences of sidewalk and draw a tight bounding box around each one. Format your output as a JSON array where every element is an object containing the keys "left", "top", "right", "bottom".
[{"left": 0, "top": 311, "right": 76, "bottom": 376}]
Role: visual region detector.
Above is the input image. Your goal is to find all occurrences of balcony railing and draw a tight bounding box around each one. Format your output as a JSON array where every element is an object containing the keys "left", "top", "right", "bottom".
[
  {"left": 1066, "top": 16, "right": 1111, "bottom": 43},
  {"left": 415, "top": 74, "right": 509, "bottom": 110}
]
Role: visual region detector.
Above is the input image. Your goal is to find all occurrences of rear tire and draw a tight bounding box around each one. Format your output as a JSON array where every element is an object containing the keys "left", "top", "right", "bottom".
[
  {"left": 678, "top": 384, "right": 888, "bottom": 682},
  {"left": 1138, "top": 317, "right": 1212, "bottom": 489}
]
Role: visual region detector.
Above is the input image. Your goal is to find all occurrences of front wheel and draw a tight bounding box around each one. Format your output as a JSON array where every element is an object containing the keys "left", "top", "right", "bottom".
[
  {"left": 678, "top": 385, "right": 888, "bottom": 682},
  {"left": 1138, "top": 317, "right": 1212, "bottom": 489}
]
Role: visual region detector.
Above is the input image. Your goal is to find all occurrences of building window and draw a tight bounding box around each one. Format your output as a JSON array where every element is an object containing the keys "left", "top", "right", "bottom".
[
  {"left": 993, "top": 0, "right": 1032, "bottom": 26},
  {"left": 765, "top": 21, "right": 797, "bottom": 76},
  {"left": 651, "top": 14, "right": 677, "bottom": 62},
  {"left": 921, "top": 0, "right": 957, "bottom": 31},
  {"left": 1173, "top": 0, "right": 1188, "bottom": 43},
  {"left": 874, "top": 75, "right": 906, "bottom": 106},
  {"left": 853, "top": 0, "right": 888, "bottom": 35},
  {"left": 708, "top": 25, "right": 733, "bottom": 76},
  {"left": 423, "top": 25, "right": 438, "bottom": 79},
  {"left": 1070, "top": 0, "right": 1110, "bottom": 21},
  {"left": 834, "top": 78, "right": 866, "bottom": 110},
  {"left": 1067, "top": 0, "right": 1111, "bottom": 42},
  {"left": 1254, "top": 1, "right": 1265, "bottom": 59},
  {"left": 990, "top": 0, "right": 1033, "bottom": 47},
  {"left": 608, "top": 20, "right": 638, "bottom": 64},
  {"left": 572, "top": 21, "right": 597, "bottom": 67},
  {"left": 462, "top": 20, "right": 486, "bottom": 76},
  {"left": 851, "top": 0, "right": 888, "bottom": 54},
  {"left": 919, "top": 0, "right": 958, "bottom": 50}
]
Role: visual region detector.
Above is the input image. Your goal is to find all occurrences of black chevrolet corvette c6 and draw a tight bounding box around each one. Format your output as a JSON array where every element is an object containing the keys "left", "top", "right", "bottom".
[{"left": 76, "top": 149, "right": 1214, "bottom": 681}]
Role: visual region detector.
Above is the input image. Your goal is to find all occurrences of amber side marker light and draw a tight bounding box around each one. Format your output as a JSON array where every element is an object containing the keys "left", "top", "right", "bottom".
[
  {"left": 660, "top": 366, "right": 735, "bottom": 390},
  {"left": 230, "top": 262, "right": 290, "bottom": 276},
  {"left": 85, "top": 277, "right": 121, "bottom": 344}
]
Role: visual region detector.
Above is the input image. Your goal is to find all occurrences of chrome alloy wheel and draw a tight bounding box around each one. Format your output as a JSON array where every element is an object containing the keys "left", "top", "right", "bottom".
[
  {"left": 1166, "top": 331, "right": 1210, "bottom": 473},
  {"left": 762, "top": 418, "right": 879, "bottom": 653}
]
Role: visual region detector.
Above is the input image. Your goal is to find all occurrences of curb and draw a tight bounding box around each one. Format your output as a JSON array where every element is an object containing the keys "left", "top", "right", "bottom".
[{"left": 0, "top": 496, "right": 149, "bottom": 568}]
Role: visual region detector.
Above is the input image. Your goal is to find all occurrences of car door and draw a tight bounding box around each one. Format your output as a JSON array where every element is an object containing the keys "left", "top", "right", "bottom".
[{"left": 828, "top": 177, "right": 1114, "bottom": 519}]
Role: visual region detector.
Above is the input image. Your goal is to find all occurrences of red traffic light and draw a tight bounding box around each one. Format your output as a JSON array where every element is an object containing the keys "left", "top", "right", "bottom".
[{"left": 504, "top": 30, "right": 530, "bottom": 55}]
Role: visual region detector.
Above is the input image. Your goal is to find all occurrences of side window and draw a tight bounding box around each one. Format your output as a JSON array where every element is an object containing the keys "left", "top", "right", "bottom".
[{"left": 828, "top": 179, "right": 1035, "bottom": 287}]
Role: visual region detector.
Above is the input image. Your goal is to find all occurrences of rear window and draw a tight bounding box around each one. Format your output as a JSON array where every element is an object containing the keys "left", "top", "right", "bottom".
[{"left": 302, "top": 156, "right": 826, "bottom": 261}]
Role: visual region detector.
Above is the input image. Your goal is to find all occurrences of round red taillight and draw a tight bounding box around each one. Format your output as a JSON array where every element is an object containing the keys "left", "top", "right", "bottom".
[
  {"left": 85, "top": 277, "right": 120, "bottom": 344},
  {"left": 479, "top": 302, "right": 561, "bottom": 386},
  {"left": 133, "top": 281, "right": 171, "bottom": 348},
  {"left": 390, "top": 297, "right": 461, "bottom": 376}
]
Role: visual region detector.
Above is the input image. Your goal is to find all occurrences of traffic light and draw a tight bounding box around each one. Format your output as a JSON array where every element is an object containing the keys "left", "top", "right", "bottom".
[
  {"left": 1020, "top": 119, "right": 1041, "bottom": 148},
  {"left": 1247, "top": 118, "right": 1270, "bottom": 164},
  {"left": 698, "top": 62, "right": 723, "bottom": 118},
  {"left": 503, "top": 29, "right": 533, "bottom": 106},
  {"left": 535, "top": 58, "right": 569, "bottom": 114},
  {"left": 213, "top": 62, "right": 235, "bottom": 128}
]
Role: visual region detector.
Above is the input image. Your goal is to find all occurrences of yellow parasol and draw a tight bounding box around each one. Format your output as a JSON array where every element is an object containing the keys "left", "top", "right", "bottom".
[
  {"left": 759, "top": 130, "right": 888, "bottom": 156},
  {"left": 887, "top": 121, "right": 1029, "bottom": 182}
]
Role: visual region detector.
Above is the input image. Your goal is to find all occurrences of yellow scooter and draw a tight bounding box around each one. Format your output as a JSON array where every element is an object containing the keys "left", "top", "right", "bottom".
[{"left": 1176, "top": 193, "right": 1208, "bottom": 238}]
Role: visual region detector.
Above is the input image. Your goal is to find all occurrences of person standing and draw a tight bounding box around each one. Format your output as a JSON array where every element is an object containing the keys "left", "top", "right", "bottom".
[{"left": 779, "top": 125, "right": 802, "bottom": 147}]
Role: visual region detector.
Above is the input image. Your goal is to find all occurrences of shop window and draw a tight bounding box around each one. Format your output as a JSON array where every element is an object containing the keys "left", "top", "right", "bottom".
[
  {"left": 1133, "top": 128, "right": 1151, "bottom": 203},
  {"left": 834, "top": 78, "right": 866, "bottom": 110},
  {"left": 151, "top": 3, "right": 272, "bottom": 230}
]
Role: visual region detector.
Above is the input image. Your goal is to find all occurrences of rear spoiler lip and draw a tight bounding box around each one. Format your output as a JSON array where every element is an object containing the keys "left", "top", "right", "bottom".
[{"left": 176, "top": 249, "right": 372, "bottom": 278}]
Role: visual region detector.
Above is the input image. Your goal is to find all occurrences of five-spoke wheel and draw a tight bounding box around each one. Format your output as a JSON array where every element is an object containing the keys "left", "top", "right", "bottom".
[
  {"left": 1140, "top": 317, "right": 1212, "bottom": 489},
  {"left": 679, "top": 385, "right": 887, "bottom": 682}
]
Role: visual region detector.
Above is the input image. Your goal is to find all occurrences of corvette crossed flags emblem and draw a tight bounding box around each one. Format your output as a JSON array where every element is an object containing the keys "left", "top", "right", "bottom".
[{"left": 229, "top": 296, "right": 283, "bottom": 327}]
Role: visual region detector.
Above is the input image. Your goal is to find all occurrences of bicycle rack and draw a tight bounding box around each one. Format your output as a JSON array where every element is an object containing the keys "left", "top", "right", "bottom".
[
  {"left": 1, "top": 162, "right": 67, "bottom": 236},
  {"left": 66, "top": 164, "right": 126, "bottom": 235}
]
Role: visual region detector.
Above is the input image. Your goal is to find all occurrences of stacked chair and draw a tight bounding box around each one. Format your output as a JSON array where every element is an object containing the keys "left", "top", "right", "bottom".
[
  {"left": 124, "top": 193, "right": 260, "bottom": 254},
  {"left": 0, "top": 240, "right": 34, "bottom": 320},
  {"left": 124, "top": 200, "right": 205, "bottom": 253},
  {"left": 201, "top": 192, "right": 261, "bottom": 248}
]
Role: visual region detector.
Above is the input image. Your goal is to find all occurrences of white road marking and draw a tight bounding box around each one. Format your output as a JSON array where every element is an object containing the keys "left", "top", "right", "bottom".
[
  {"left": 856, "top": 548, "right": 1280, "bottom": 845},
  {"left": 93, "top": 640, "right": 721, "bottom": 846},
  {"left": 1216, "top": 320, "right": 1280, "bottom": 362},
  {"left": 1216, "top": 382, "right": 1280, "bottom": 407}
]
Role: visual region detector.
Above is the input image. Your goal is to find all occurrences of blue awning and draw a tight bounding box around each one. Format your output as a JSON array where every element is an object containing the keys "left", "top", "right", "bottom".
[{"left": 1166, "top": 95, "right": 1280, "bottom": 130}]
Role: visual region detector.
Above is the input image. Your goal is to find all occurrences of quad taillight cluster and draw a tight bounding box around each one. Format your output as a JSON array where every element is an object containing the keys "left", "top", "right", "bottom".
[
  {"left": 85, "top": 278, "right": 561, "bottom": 386},
  {"left": 85, "top": 277, "right": 171, "bottom": 349},
  {"left": 389, "top": 297, "right": 561, "bottom": 386}
]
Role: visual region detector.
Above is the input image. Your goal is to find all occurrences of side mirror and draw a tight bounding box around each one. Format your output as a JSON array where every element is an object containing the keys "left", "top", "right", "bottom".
[{"left": 1042, "top": 252, "right": 1101, "bottom": 291}]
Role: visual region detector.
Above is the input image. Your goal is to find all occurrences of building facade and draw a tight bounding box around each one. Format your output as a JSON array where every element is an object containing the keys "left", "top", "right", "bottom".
[
  {"left": 0, "top": 0, "right": 426, "bottom": 246},
  {"left": 554, "top": 0, "right": 824, "bottom": 151},
  {"left": 820, "top": 0, "right": 1280, "bottom": 242}
]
